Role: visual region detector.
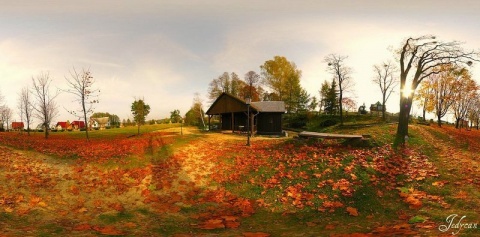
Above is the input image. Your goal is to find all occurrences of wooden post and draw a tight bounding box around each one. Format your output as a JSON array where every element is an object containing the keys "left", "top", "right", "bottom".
[
  {"left": 231, "top": 112, "right": 234, "bottom": 132},
  {"left": 208, "top": 115, "right": 211, "bottom": 131}
]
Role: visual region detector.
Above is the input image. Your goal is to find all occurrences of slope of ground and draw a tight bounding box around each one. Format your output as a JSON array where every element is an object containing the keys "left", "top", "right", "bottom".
[{"left": 0, "top": 124, "right": 478, "bottom": 236}]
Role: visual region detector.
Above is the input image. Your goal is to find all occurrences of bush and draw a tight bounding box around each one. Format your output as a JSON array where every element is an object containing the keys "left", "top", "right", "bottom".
[
  {"left": 283, "top": 113, "right": 308, "bottom": 129},
  {"left": 306, "top": 115, "right": 339, "bottom": 131}
]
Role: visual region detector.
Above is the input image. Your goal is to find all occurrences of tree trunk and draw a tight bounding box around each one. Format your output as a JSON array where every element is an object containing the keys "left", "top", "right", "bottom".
[
  {"left": 382, "top": 94, "right": 386, "bottom": 121},
  {"left": 455, "top": 118, "right": 460, "bottom": 129},
  {"left": 394, "top": 97, "right": 412, "bottom": 147},
  {"left": 44, "top": 122, "right": 49, "bottom": 139},
  {"left": 339, "top": 91, "right": 343, "bottom": 126},
  {"left": 82, "top": 100, "right": 89, "bottom": 140},
  {"left": 437, "top": 113, "right": 442, "bottom": 127}
]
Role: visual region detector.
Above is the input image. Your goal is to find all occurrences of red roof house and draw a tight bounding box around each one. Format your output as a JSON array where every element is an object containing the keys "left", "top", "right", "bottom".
[
  {"left": 12, "top": 122, "right": 24, "bottom": 131},
  {"left": 56, "top": 122, "right": 69, "bottom": 129},
  {"left": 71, "top": 121, "right": 86, "bottom": 130}
]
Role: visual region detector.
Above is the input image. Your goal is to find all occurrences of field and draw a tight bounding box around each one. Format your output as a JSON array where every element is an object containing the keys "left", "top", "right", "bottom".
[{"left": 0, "top": 123, "right": 479, "bottom": 236}]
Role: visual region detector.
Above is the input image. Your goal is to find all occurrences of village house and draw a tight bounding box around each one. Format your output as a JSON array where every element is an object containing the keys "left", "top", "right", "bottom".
[
  {"left": 206, "top": 92, "right": 286, "bottom": 135},
  {"left": 71, "top": 121, "right": 86, "bottom": 130},
  {"left": 11, "top": 122, "right": 24, "bottom": 131}
]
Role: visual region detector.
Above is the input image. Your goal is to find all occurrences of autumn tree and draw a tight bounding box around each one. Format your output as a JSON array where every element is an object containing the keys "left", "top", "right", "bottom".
[
  {"left": 372, "top": 61, "right": 398, "bottom": 121},
  {"left": 450, "top": 69, "right": 478, "bottom": 129},
  {"left": 131, "top": 98, "right": 151, "bottom": 135},
  {"left": 64, "top": 67, "right": 99, "bottom": 140},
  {"left": 342, "top": 98, "right": 357, "bottom": 115},
  {"left": 325, "top": 54, "right": 354, "bottom": 125},
  {"left": 468, "top": 95, "right": 480, "bottom": 130},
  {"left": 261, "top": 56, "right": 304, "bottom": 113},
  {"left": 394, "top": 35, "right": 477, "bottom": 146},
  {"left": 31, "top": 72, "right": 59, "bottom": 139},
  {"left": 414, "top": 78, "right": 434, "bottom": 121},
  {"left": 419, "top": 65, "right": 460, "bottom": 126},
  {"left": 18, "top": 87, "right": 34, "bottom": 135}
]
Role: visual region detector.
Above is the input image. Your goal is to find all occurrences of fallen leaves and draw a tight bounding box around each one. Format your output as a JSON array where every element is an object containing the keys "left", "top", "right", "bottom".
[{"left": 346, "top": 206, "right": 359, "bottom": 216}]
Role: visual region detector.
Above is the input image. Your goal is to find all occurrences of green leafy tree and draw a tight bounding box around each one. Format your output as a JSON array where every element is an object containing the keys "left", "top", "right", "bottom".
[
  {"left": 170, "top": 109, "right": 182, "bottom": 123},
  {"left": 324, "top": 80, "right": 339, "bottom": 115},
  {"left": 319, "top": 80, "right": 330, "bottom": 113},
  {"left": 131, "top": 98, "right": 151, "bottom": 135}
]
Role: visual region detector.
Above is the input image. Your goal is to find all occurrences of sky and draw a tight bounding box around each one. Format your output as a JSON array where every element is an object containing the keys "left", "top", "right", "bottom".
[{"left": 1, "top": 0, "right": 479, "bottom": 124}]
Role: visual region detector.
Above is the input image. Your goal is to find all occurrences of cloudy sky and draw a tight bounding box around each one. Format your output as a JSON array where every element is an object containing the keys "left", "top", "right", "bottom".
[{"left": 1, "top": 0, "right": 479, "bottom": 123}]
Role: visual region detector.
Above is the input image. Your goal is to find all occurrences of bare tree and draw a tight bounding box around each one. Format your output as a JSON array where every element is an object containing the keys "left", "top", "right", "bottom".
[
  {"left": 0, "top": 105, "right": 12, "bottom": 131},
  {"left": 325, "top": 54, "right": 354, "bottom": 126},
  {"left": 18, "top": 87, "right": 34, "bottom": 135},
  {"left": 394, "top": 35, "right": 478, "bottom": 146},
  {"left": 64, "top": 67, "right": 99, "bottom": 140},
  {"left": 31, "top": 72, "right": 59, "bottom": 139},
  {"left": 372, "top": 61, "right": 398, "bottom": 121},
  {"left": 244, "top": 71, "right": 260, "bottom": 99}
]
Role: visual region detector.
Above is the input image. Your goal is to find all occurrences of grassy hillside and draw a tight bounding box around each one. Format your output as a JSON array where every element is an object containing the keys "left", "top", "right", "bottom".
[{"left": 0, "top": 122, "right": 478, "bottom": 236}]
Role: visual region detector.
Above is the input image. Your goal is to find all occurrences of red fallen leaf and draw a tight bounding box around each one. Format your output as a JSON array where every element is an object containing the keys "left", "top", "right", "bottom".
[
  {"left": 346, "top": 206, "right": 359, "bottom": 216},
  {"left": 325, "top": 224, "right": 336, "bottom": 230},
  {"left": 123, "top": 222, "right": 137, "bottom": 228},
  {"left": 455, "top": 190, "right": 468, "bottom": 199},
  {"left": 393, "top": 223, "right": 411, "bottom": 230},
  {"left": 225, "top": 220, "right": 240, "bottom": 228},
  {"left": 70, "top": 185, "right": 80, "bottom": 195},
  {"left": 92, "top": 225, "right": 125, "bottom": 235},
  {"left": 243, "top": 232, "right": 271, "bottom": 237},
  {"left": 200, "top": 219, "right": 225, "bottom": 230},
  {"left": 110, "top": 202, "right": 124, "bottom": 212},
  {"left": 73, "top": 224, "right": 92, "bottom": 231},
  {"left": 306, "top": 222, "right": 317, "bottom": 227}
]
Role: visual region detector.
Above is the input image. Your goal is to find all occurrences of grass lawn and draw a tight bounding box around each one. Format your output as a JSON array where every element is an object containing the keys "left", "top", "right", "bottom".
[{"left": 0, "top": 122, "right": 478, "bottom": 236}]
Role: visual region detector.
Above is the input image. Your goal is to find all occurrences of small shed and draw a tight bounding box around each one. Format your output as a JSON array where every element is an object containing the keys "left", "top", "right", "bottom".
[{"left": 206, "top": 93, "right": 285, "bottom": 135}]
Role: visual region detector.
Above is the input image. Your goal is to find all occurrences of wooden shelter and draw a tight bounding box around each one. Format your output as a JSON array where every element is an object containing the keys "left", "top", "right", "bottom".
[{"left": 206, "top": 93, "right": 285, "bottom": 135}]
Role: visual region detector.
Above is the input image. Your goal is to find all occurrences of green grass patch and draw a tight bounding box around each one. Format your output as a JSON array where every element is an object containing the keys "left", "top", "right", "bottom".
[{"left": 98, "top": 211, "right": 134, "bottom": 224}]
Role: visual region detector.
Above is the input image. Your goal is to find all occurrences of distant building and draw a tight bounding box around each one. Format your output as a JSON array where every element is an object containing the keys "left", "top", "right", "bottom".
[
  {"left": 56, "top": 122, "right": 70, "bottom": 131},
  {"left": 11, "top": 122, "right": 24, "bottom": 131},
  {"left": 71, "top": 121, "right": 86, "bottom": 130}
]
